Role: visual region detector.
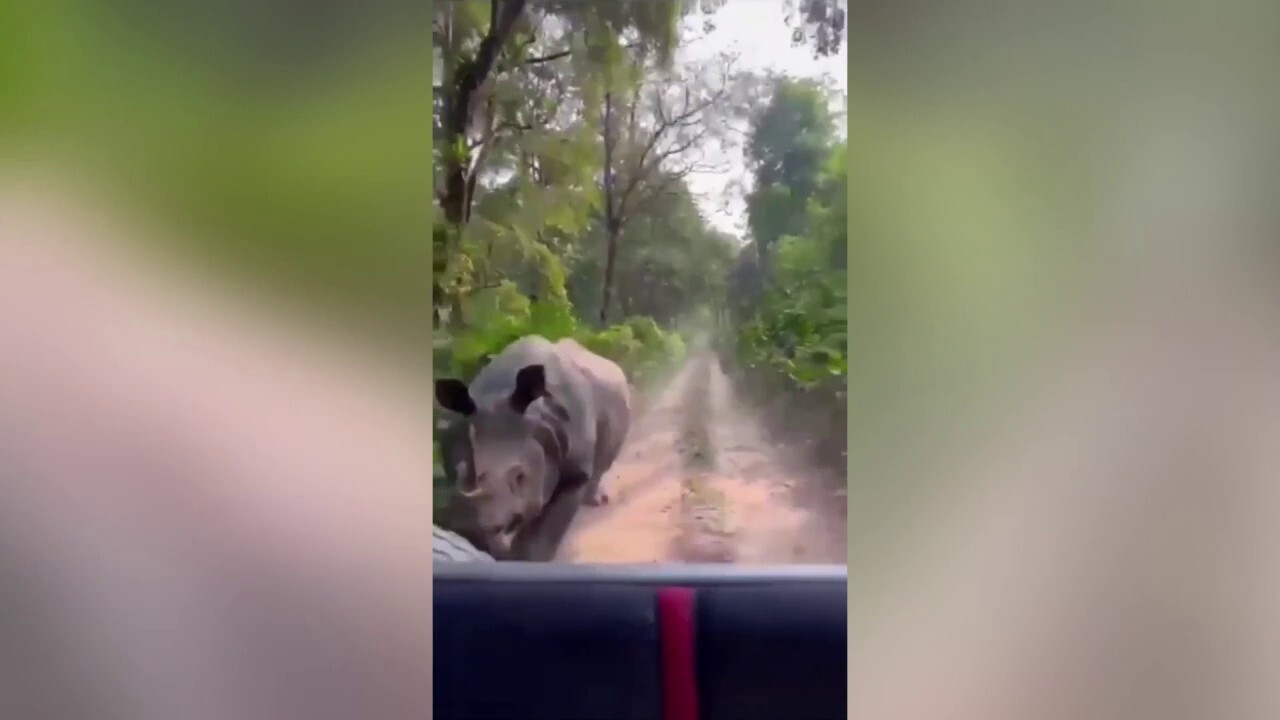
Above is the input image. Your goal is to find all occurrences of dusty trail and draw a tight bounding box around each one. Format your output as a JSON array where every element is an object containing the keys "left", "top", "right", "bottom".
[{"left": 558, "top": 345, "right": 847, "bottom": 564}]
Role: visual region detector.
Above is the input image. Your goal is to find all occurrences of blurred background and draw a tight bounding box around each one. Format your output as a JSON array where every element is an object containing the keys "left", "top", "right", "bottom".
[
  {"left": 1, "top": 0, "right": 431, "bottom": 351},
  {"left": 849, "top": 0, "right": 1280, "bottom": 531},
  {"left": 0, "top": 2, "right": 434, "bottom": 719},
  {"left": 848, "top": 0, "right": 1280, "bottom": 717}
]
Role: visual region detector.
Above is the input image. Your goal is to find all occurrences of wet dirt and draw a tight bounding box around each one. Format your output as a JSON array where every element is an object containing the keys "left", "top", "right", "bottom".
[{"left": 557, "top": 347, "right": 847, "bottom": 565}]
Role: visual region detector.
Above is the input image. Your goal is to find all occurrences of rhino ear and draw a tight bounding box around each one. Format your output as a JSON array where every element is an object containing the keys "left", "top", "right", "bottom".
[
  {"left": 510, "top": 364, "right": 547, "bottom": 414},
  {"left": 435, "top": 379, "right": 476, "bottom": 416}
]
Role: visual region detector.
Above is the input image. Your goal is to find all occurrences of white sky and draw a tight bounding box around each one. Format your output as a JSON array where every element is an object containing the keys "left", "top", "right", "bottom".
[{"left": 678, "top": 0, "right": 848, "bottom": 239}]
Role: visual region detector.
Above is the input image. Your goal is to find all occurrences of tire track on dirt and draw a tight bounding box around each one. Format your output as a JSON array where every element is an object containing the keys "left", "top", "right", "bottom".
[
  {"left": 672, "top": 354, "right": 737, "bottom": 563},
  {"left": 558, "top": 346, "right": 847, "bottom": 564},
  {"left": 699, "top": 352, "right": 848, "bottom": 564}
]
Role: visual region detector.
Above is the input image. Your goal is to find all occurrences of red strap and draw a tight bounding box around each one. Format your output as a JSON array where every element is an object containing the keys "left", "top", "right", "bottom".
[{"left": 656, "top": 587, "right": 699, "bottom": 720}]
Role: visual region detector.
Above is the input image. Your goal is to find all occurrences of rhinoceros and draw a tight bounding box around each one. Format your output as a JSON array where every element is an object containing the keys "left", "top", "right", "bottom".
[{"left": 434, "top": 336, "right": 632, "bottom": 560}]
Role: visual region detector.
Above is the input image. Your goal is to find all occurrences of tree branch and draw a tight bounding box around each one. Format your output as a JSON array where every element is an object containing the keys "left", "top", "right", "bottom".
[
  {"left": 523, "top": 48, "right": 573, "bottom": 65},
  {"left": 441, "top": 0, "right": 529, "bottom": 224},
  {"left": 505, "top": 39, "right": 642, "bottom": 72},
  {"left": 602, "top": 90, "right": 618, "bottom": 228}
]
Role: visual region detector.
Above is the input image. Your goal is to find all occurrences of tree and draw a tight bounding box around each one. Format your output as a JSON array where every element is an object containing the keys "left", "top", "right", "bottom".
[
  {"left": 606, "top": 176, "right": 736, "bottom": 324},
  {"left": 743, "top": 76, "right": 836, "bottom": 267},
  {"left": 432, "top": 0, "right": 847, "bottom": 326},
  {"left": 731, "top": 140, "right": 847, "bottom": 392},
  {"left": 596, "top": 51, "right": 736, "bottom": 324},
  {"left": 433, "top": 0, "right": 685, "bottom": 326},
  {"left": 726, "top": 245, "right": 765, "bottom": 324},
  {"left": 721, "top": 74, "right": 846, "bottom": 399}
]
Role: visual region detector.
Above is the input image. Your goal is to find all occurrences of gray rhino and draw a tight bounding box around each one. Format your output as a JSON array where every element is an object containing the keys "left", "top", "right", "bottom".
[{"left": 434, "top": 336, "right": 632, "bottom": 560}]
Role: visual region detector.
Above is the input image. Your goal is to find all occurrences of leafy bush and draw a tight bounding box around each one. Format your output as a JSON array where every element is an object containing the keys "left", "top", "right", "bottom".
[
  {"left": 576, "top": 315, "right": 685, "bottom": 389},
  {"left": 440, "top": 281, "right": 684, "bottom": 387},
  {"left": 443, "top": 281, "right": 577, "bottom": 381}
]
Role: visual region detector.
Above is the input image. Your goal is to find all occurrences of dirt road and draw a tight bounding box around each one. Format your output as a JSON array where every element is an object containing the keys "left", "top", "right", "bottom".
[{"left": 557, "top": 346, "right": 847, "bottom": 565}]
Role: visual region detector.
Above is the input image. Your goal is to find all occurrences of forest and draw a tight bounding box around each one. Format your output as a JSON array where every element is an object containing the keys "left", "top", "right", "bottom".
[{"left": 432, "top": 0, "right": 850, "bottom": 517}]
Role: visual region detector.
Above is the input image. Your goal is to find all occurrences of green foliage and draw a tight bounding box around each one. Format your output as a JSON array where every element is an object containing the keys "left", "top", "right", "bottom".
[
  {"left": 435, "top": 2, "right": 722, "bottom": 464},
  {"left": 733, "top": 142, "right": 847, "bottom": 393},
  {"left": 727, "top": 72, "right": 845, "bottom": 405},
  {"left": 745, "top": 76, "right": 835, "bottom": 262},
  {"left": 443, "top": 282, "right": 576, "bottom": 382},
  {"left": 572, "top": 177, "right": 736, "bottom": 325},
  {"left": 718, "top": 75, "right": 847, "bottom": 476},
  {"left": 8, "top": 3, "right": 435, "bottom": 349},
  {"left": 442, "top": 292, "right": 685, "bottom": 391},
  {"left": 577, "top": 316, "right": 686, "bottom": 388}
]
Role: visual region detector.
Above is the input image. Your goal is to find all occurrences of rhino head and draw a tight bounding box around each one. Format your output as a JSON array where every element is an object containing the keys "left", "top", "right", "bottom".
[{"left": 434, "top": 365, "right": 568, "bottom": 558}]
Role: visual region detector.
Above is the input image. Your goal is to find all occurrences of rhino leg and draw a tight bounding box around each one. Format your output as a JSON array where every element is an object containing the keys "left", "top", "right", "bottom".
[
  {"left": 582, "top": 419, "right": 626, "bottom": 507},
  {"left": 581, "top": 432, "right": 610, "bottom": 506},
  {"left": 582, "top": 474, "right": 608, "bottom": 506},
  {"left": 513, "top": 468, "right": 589, "bottom": 561}
]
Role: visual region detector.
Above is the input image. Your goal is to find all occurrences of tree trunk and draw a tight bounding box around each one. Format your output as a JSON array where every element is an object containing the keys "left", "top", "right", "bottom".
[
  {"left": 436, "top": 0, "right": 528, "bottom": 321},
  {"left": 440, "top": 0, "right": 527, "bottom": 223},
  {"left": 755, "top": 238, "right": 770, "bottom": 275},
  {"left": 432, "top": 224, "right": 450, "bottom": 328},
  {"left": 619, "top": 283, "right": 632, "bottom": 318},
  {"left": 598, "top": 221, "right": 620, "bottom": 326},
  {"left": 598, "top": 87, "right": 619, "bottom": 328}
]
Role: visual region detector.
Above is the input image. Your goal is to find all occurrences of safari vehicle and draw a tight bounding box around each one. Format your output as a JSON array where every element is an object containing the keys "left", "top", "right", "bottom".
[{"left": 432, "top": 526, "right": 849, "bottom": 720}]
